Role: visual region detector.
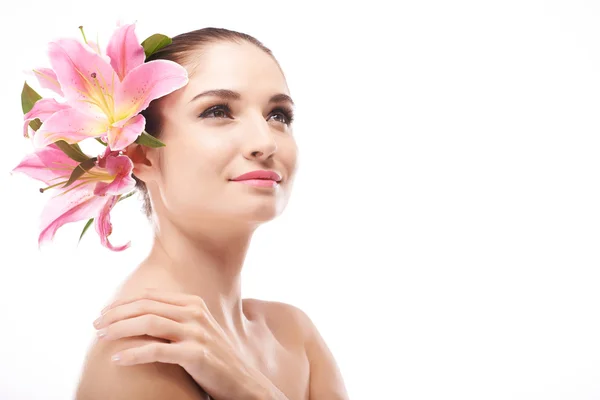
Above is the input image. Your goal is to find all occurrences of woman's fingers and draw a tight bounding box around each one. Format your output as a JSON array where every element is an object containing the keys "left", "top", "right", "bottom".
[
  {"left": 95, "top": 290, "right": 216, "bottom": 344},
  {"left": 97, "top": 314, "right": 184, "bottom": 341},
  {"left": 101, "top": 288, "right": 205, "bottom": 314},
  {"left": 111, "top": 341, "right": 205, "bottom": 366},
  {"left": 95, "top": 298, "right": 189, "bottom": 329}
]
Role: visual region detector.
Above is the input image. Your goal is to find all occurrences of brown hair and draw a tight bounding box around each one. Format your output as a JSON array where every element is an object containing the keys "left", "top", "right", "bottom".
[{"left": 134, "top": 27, "right": 278, "bottom": 219}]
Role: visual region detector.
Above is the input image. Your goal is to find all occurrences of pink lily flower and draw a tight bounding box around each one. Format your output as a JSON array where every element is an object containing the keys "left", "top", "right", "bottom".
[
  {"left": 12, "top": 144, "right": 136, "bottom": 251},
  {"left": 32, "top": 68, "right": 64, "bottom": 97},
  {"left": 23, "top": 98, "right": 71, "bottom": 137},
  {"left": 31, "top": 23, "right": 188, "bottom": 151},
  {"left": 28, "top": 37, "right": 106, "bottom": 105},
  {"left": 30, "top": 35, "right": 106, "bottom": 98}
]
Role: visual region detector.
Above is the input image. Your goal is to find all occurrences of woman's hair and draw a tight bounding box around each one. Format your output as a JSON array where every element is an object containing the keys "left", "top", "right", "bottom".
[{"left": 134, "top": 27, "right": 277, "bottom": 219}]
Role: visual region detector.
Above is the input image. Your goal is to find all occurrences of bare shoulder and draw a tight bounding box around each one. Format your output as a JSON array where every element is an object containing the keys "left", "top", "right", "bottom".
[
  {"left": 243, "top": 298, "right": 314, "bottom": 343},
  {"left": 75, "top": 336, "right": 207, "bottom": 400},
  {"left": 75, "top": 273, "right": 209, "bottom": 400},
  {"left": 244, "top": 298, "right": 350, "bottom": 400}
]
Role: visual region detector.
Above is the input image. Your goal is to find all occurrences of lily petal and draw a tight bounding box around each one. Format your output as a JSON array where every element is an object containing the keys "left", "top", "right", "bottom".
[
  {"left": 48, "top": 39, "right": 117, "bottom": 117},
  {"left": 93, "top": 154, "right": 136, "bottom": 196},
  {"left": 38, "top": 188, "right": 106, "bottom": 248},
  {"left": 23, "top": 98, "right": 71, "bottom": 137},
  {"left": 106, "top": 23, "right": 145, "bottom": 81},
  {"left": 114, "top": 59, "right": 188, "bottom": 119},
  {"left": 32, "top": 68, "right": 64, "bottom": 97},
  {"left": 95, "top": 195, "right": 131, "bottom": 252},
  {"left": 12, "top": 143, "right": 78, "bottom": 185},
  {"left": 34, "top": 107, "right": 108, "bottom": 148},
  {"left": 97, "top": 145, "right": 120, "bottom": 168},
  {"left": 107, "top": 114, "right": 146, "bottom": 151}
]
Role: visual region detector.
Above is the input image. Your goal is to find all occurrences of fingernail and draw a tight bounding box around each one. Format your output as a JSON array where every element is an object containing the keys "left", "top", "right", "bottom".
[
  {"left": 111, "top": 353, "right": 121, "bottom": 362},
  {"left": 96, "top": 329, "right": 107, "bottom": 338},
  {"left": 93, "top": 317, "right": 102, "bottom": 327}
]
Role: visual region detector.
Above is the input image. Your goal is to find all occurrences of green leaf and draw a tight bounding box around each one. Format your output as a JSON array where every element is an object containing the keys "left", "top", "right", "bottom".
[
  {"left": 78, "top": 218, "right": 94, "bottom": 243},
  {"left": 118, "top": 191, "right": 136, "bottom": 203},
  {"left": 62, "top": 157, "right": 97, "bottom": 188},
  {"left": 141, "top": 34, "right": 172, "bottom": 58},
  {"left": 135, "top": 131, "right": 165, "bottom": 148},
  {"left": 54, "top": 140, "right": 90, "bottom": 163},
  {"left": 29, "top": 118, "right": 42, "bottom": 132},
  {"left": 21, "top": 81, "right": 42, "bottom": 114}
]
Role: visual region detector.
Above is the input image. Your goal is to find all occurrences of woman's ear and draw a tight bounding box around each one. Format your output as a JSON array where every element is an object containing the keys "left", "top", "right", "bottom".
[{"left": 124, "top": 143, "right": 157, "bottom": 182}]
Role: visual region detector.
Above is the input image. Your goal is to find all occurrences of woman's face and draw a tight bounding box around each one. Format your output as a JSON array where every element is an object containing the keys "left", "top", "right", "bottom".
[{"left": 139, "top": 41, "right": 298, "bottom": 231}]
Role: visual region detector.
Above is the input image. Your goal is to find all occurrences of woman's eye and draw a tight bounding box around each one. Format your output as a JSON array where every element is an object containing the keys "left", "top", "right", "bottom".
[
  {"left": 199, "top": 104, "right": 232, "bottom": 119},
  {"left": 269, "top": 112, "right": 288, "bottom": 124},
  {"left": 198, "top": 104, "right": 294, "bottom": 126},
  {"left": 269, "top": 107, "right": 295, "bottom": 126}
]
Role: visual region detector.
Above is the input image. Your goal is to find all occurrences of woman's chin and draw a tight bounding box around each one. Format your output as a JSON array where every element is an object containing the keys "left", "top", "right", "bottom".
[
  {"left": 169, "top": 194, "right": 289, "bottom": 229},
  {"left": 230, "top": 190, "right": 290, "bottom": 222},
  {"left": 239, "top": 204, "right": 284, "bottom": 224}
]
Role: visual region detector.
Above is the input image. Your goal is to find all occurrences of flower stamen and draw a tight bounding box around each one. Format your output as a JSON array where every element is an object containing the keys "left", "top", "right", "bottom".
[{"left": 78, "top": 26, "right": 88, "bottom": 45}]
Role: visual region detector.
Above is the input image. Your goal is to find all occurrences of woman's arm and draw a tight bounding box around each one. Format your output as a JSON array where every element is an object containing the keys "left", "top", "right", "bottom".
[{"left": 75, "top": 336, "right": 210, "bottom": 400}]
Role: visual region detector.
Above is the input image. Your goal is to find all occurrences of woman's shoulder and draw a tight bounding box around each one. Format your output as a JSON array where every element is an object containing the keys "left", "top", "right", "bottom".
[
  {"left": 243, "top": 298, "right": 315, "bottom": 344},
  {"left": 245, "top": 299, "right": 349, "bottom": 399},
  {"left": 75, "top": 271, "right": 208, "bottom": 400},
  {"left": 75, "top": 336, "right": 208, "bottom": 400}
]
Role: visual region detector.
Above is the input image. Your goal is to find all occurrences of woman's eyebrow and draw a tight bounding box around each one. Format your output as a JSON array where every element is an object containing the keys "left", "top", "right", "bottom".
[{"left": 189, "top": 89, "right": 294, "bottom": 106}]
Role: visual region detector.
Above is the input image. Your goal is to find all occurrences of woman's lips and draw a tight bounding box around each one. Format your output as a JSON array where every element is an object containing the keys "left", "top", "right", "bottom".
[
  {"left": 231, "top": 170, "right": 282, "bottom": 181},
  {"left": 230, "top": 170, "right": 282, "bottom": 188},
  {"left": 233, "top": 179, "right": 279, "bottom": 188}
]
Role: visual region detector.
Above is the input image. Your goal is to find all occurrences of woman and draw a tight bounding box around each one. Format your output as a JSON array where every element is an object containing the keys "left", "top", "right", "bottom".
[{"left": 74, "top": 27, "right": 349, "bottom": 399}]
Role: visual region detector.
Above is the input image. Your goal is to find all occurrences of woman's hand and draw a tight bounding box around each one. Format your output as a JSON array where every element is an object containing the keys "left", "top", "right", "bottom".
[{"left": 93, "top": 288, "right": 285, "bottom": 400}]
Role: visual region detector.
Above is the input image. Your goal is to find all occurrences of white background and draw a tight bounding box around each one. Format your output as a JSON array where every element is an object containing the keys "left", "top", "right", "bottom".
[{"left": 1, "top": 1, "right": 599, "bottom": 399}]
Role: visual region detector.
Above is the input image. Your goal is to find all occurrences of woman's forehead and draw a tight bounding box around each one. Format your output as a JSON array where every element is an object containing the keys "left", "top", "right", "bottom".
[{"left": 184, "top": 41, "right": 288, "bottom": 93}]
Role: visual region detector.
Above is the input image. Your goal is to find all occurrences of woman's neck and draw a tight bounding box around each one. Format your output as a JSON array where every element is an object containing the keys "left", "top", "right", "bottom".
[{"left": 140, "top": 219, "right": 256, "bottom": 341}]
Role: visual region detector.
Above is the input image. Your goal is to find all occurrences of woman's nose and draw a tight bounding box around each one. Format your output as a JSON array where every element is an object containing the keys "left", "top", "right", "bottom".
[{"left": 243, "top": 119, "right": 278, "bottom": 161}]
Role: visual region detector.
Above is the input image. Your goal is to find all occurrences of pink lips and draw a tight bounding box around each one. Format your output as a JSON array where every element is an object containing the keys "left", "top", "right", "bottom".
[{"left": 230, "top": 170, "right": 282, "bottom": 188}]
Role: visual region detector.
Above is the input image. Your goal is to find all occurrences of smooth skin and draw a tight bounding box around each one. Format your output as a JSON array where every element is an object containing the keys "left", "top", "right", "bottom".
[{"left": 74, "top": 41, "right": 349, "bottom": 400}]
